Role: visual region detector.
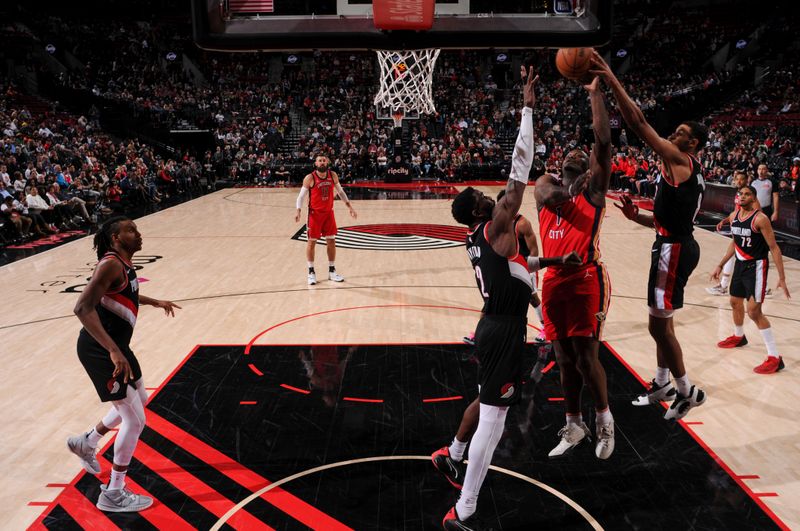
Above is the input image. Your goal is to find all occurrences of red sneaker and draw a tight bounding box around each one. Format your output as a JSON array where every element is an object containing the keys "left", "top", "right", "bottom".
[
  {"left": 717, "top": 335, "right": 747, "bottom": 348},
  {"left": 442, "top": 506, "right": 477, "bottom": 531},
  {"left": 754, "top": 356, "right": 785, "bottom": 374}
]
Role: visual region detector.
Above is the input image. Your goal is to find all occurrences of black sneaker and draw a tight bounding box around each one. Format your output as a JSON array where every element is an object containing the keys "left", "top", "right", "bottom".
[
  {"left": 664, "top": 385, "right": 707, "bottom": 421},
  {"left": 442, "top": 506, "right": 477, "bottom": 531},
  {"left": 431, "top": 446, "right": 466, "bottom": 489}
]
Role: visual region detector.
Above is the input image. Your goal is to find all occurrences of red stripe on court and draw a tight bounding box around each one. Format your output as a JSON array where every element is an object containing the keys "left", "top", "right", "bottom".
[
  {"left": 58, "top": 486, "right": 120, "bottom": 530},
  {"left": 95, "top": 454, "right": 195, "bottom": 531},
  {"left": 684, "top": 421, "right": 703, "bottom": 425},
  {"left": 147, "top": 411, "right": 353, "bottom": 530},
  {"left": 754, "top": 493, "right": 779, "bottom": 497},
  {"left": 27, "top": 502, "right": 51, "bottom": 506},
  {"left": 248, "top": 363, "right": 264, "bottom": 376},
  {"left": 422, "top": 396, "right": 463, "bottom": 403},
  {"left": 602, "top": 340, "right": 790, "bottom": 531},
  {"left": 736, "top": 475, "right": 761, "bottom": 480},
  {"left": 240, "top": 401, "right": 258, "bottom": 405},
  {"left": 280, "top": 383, "right": 311, "bottom": 394},
  {"left": 541, "top": 361, "right": 555, "bottom": 374},
  {"left": 46, "top": 483, "right": 70, "bottom": 488},
  {"left": 547, "top": 397, "right": 565, "bottom": 402},
  {"left": 135, "top": 441, "right": 272, "bottom": 530},
  {"left": 343, "top": 397, "right": 384, "bottom": 403}
]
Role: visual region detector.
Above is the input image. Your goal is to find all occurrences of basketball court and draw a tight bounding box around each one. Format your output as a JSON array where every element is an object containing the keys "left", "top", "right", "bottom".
[{"left": 1, "top": 184, "right": 798, "bottom": 529}]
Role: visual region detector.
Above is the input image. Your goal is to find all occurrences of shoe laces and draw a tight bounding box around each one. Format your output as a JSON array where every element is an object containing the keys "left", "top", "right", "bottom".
[{"left": 598, "top": 424, "right": 613, "bottom": 440}]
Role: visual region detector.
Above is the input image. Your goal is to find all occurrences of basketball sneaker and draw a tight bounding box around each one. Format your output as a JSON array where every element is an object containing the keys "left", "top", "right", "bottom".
[
  {"left": 595, "top": 421, "right": 615, "bottom": 460},
  {"left": 66, "top": 432, "right": 101, "bottom": 475},
  {"left": 462, "top": 332, "right": 475, "bottom": 346},
  {"left": 442, "top": 506, "right": 478, "bottom": 531},
  {"left": 705, "top": 284, "right": 727, "bottom": 296},
  {"left": 753, "top": 356, "right": 784, "bottom": 374},
  {"left": 307, "top": 272, "right": 317, "bottom": 285},
  {"left": 431, "top": 446, "right": 466, "bottom": 489},
  {"left": 328, "top": 271, "right": 344, "bottom": 282},
  {"left": 534, "top": 330, "right": 548, "bottom": 343},
  {"left": 632, "top": 379, "right": 676, "bottom": 406},
  {"left": 664, "top": 385, "right": 706, "bottom": 421},
  {"left": 548, "top": 422, "right": 591, "bottom": 458},
  {"left": 717, "top": 334, "right": 747, "bottom": 348},
  {"left": 96, "top": 484, "right": 153, "bottom": 512}
]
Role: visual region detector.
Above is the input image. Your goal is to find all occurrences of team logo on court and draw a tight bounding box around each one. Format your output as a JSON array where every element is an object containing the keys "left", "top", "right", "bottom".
[{"left": 291, "top": 224, "right": 467, "bottom": 251}]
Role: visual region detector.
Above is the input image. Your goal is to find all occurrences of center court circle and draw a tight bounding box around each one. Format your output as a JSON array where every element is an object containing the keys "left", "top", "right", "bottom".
[{"left": 210, "top": 455, "right": 604, "bottom": 530}]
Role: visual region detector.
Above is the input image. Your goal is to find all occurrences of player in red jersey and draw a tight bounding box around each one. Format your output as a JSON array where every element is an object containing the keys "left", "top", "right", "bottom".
[
  {"left": 295, "top": 155, "right": 357, "bottom": 285},
  {"left": 534, "top": 76, "right": 614, "bottom": 460}
]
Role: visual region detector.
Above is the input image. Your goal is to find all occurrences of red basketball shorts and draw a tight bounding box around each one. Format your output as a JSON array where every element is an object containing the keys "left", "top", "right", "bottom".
[
  {"left": 307, "top": 210, "right": 337, "bottom": 240},
  {"left": 541, "top": 262, "right": 611, "bottom": 341}
]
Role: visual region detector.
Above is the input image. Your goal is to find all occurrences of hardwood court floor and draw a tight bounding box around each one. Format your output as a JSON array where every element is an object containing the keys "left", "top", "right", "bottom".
[{"left": 1, "top": 186, "right": 798, "bottom": 529}]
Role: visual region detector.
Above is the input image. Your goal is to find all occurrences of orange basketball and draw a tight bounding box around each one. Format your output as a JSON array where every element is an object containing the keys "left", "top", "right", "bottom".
[{"left": 555, "top": 48, "right": 593, "bottom": 81}]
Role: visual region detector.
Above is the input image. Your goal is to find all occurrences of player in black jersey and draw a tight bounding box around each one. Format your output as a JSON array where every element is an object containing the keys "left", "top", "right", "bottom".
[
  {"left": 711, "top": 186, "right": 790, "bottom": 374},
  {"left": 66, "top": 217, "right": 181, "bottom": 512},
  {"left": 591, "top": 52, "right": 708, "bottom": 420},
  {"left": 437, "top": 65, "right": 539, "bottom": 531}
]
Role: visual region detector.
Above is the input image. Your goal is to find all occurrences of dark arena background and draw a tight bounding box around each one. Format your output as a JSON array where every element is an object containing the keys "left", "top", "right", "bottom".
[{"left": 0, "top": 0, "right": 798, "bottom": 529}]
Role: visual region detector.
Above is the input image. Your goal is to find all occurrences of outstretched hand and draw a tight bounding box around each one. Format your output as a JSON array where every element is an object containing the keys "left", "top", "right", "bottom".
[
  {"left": 614, "top": 194, "right": 639, "bottom": 221},
  {"left": 583, "top": 75, "right": 600, "bottom": 93},
  {"left": 588, "top": 50, "right": 615, "bottom": 83},
  {"left": 520, "top": 66, "right": 539, "bottom": 109},
  {"left": 776, "top": 278, "right": 791, "bottom": 299},
  {"left": 710, "top": 266, "right": 722, "bottom": 283}
]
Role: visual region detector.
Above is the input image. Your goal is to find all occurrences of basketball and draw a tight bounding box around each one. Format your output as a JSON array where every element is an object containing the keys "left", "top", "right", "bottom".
[{"left": 555, "top": 47, "right": 593, "bottom": 81}]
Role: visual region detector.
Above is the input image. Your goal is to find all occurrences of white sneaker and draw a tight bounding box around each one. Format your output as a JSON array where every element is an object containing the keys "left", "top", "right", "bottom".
[
  {"left": 705, "top": 285, "right": 727, "bottom": 296},
  {"left": 632, "top": 379, "right": 676, "bottom": 406},
  {"left": 307, "top": 272, "right": 317, "bottom": 285},
  {"left": 595, "top": 421, "right": 615, "bottom": 460},
  {"left": 96, "top": 484, "right": 153, "bottom": 512},
  {"left": 328, "top": 271, "right": 344, "bottom": 282},
  {"left": 67, "top": 432, "right": 101, "bottom": 474},
  {"left": 664, "top": 385, "right": 706, "bottom": 421},
  {"left": 548, "top": 422, "right": 590, "bottom": 458}
]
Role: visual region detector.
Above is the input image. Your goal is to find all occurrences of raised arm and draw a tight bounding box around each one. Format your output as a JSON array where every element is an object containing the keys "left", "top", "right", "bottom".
[
  {"left": 534, "top": 171, "right": 591, "bottom": 209},
  {"left": 488, "top": 66, "right": 538, "bottom": 256},
  {"left": 585, "top": 77, "right": 612, "bottom": 197},
  {"left": 589, "top": 51, "right": 690, "bottom": 178}
]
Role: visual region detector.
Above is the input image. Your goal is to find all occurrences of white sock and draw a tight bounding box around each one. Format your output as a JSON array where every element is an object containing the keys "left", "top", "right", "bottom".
[
  {"left": 655, "top": 367, "right": 670, "bottom": 386},
  {"left": 457, "top": 404, "right": 508, "bottom": 520},
  {"left": 86, "top": 428, "right": 103, "bottom": 448},
  {"left": 449, "top": 437, "right": 467, "bottom": 462},
  {"left": 759, "top": 327, "right": 779, "bottom": 358},
  {"left": 108, "top": 468, "right": 127, "bottom": 491},
  {"left": 307, "top": 261, "right": 314, "bottom": 269},
  {"left": 675, "top": 374, "right": 692, "bottom": 397},
  {"left": 566, "top": 413, "right": 582, "bottom": 427},
  {"left": 595, "top": 407, "right": 612, "bottom": 425},
  {"left": 720, "top": 274, "right": 731, "bottom": 290},
  {"left": 734, "top": 325, "right": 744, "bottom": 337},
  {"left": 329, "top": 262, "right": 335, "bottom": 269},
  {"left": 534, "top": 304, "right": 544, "bottom": 324}
]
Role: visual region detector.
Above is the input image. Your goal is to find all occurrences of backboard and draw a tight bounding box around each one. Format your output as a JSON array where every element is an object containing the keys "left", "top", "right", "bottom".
[{"left": 192, "top": 0, "right": 611, "bottom": 51}]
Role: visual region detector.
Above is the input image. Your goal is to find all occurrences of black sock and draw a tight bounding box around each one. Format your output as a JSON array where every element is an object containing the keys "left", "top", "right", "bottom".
[
  {"left": 308, "top": 267, "right": 315, "bottom": 274},
  {"left": 329, "top": 265, "right": 336, "bottom": 273}
]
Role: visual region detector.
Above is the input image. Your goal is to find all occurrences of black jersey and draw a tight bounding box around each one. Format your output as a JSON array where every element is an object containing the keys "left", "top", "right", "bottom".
[
  {"left": 653, "top": 154, "right": 705, "bottom": 239},
  {"left": 79, "top": 252, "right": 140, "bottom": 348},
  {"left": 466, "top": 221, "right": 532, "bottom": 317},
  {"left": 514, "top": 214, "right": 531, "bottom": 258},
  {"left": 731, "top": 209, "right": 769, "bottom": 261}
]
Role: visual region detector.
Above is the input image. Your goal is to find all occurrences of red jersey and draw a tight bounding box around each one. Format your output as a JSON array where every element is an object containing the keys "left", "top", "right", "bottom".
[
  {"left": 309, "top": 170, "right": 335, "bottom": 213},
  {"left": 538, "top": 191, "right": 605, "bottom": 264}
]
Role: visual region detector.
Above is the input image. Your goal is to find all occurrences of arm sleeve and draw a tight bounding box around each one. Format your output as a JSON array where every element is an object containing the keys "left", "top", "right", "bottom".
[
  {"left": 334, "top": 183, "right": 349, "bottom": 204},
  {"left": 509, "top": 107, "right": 534, "bottom": 184},
  {"left": 296, "top": 186, "right": 309, "bottom": 210}
]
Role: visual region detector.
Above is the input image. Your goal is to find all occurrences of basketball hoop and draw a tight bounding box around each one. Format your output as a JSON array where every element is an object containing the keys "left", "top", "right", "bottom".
[
  {"left": 391, "top": 109, "right": 405, "bottom": 128},
  {"left": 374, "top": 49, "right": 441, "bottom": 120}
]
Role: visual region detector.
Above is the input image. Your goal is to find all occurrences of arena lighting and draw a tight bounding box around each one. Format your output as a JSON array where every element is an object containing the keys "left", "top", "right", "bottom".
[
  {"left": 45, "top": 44, "right": 56, "bottom": 54},
  {"left": 616, "top": 49, "right": 627, "bottom": 58},
  {"left": 496, "top": 53, "right": 508, "bottom": 63},
  {"left": 287, "top": 54, "right": 299, "bottom": 64},
  {"left": 736, "top": 39, "right": 748, "bottom": 49},
  {"left": 165, "top": 52, "right": 177, "bottom": 61}
]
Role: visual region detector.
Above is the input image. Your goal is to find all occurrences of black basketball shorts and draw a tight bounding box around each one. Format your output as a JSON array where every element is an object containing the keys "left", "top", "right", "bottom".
[
  {"left": 77, "top": 332, "right": 142, "bottom": 402},
  {"left": 647, "top": 237, "right": 700, "bottom": 311},
  {"left": 474, "top": 314, "right": 527, "bottom": 407},
  {"left": 730, "top": 258, "right": 769, "bottom": 303}
]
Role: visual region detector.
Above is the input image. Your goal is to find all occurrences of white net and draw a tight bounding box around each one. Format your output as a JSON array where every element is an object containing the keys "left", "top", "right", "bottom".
[{"left": 374, "top": 49, "right": 441, "bottom": 117}]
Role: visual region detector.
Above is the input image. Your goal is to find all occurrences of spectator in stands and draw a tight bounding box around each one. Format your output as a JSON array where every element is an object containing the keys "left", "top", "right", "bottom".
[
  {"left": 752, "top": 164, "right": 779, "bottom": 222},
  {"left": 1, "top": 195, "right": 32, "bottom": 238}
]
